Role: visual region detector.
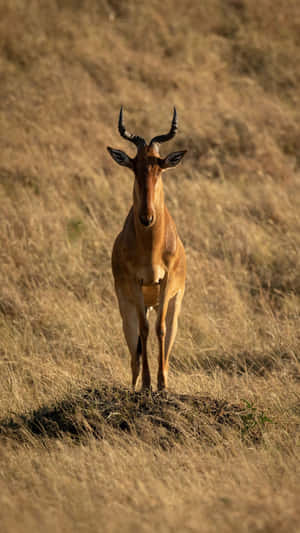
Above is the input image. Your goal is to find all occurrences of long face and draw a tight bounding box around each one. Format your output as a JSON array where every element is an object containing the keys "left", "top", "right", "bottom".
[
  {"left": 107, "top": 107, "right": 187, "bottom": 228},
  {"left": 133, "top": 146, "right": 164, "bottom": 227}
]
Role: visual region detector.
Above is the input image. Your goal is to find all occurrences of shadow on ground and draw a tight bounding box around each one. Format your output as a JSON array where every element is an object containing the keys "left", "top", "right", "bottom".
[{"left": 0, "top": 385, "right": 270, "bottom": 448}]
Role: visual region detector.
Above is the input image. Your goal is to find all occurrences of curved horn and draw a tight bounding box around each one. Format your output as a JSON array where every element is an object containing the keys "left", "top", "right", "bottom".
[
  {"left": 149, "top": 107, "right": 178, "bottom": 146},
  {"left": 118, "top": 107, "right": 146, "bottom": 148}
]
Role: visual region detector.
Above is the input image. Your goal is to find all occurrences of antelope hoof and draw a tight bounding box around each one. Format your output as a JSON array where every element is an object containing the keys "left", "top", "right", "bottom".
[
  {"left": 156, "top": 384, "right": 168, "bottom": 397},
  {"left": 141, "top": 384, "right": 152, "bottom": 396},
  {"left": 157, "top": 377, "right": 167, "bottom": 392}
]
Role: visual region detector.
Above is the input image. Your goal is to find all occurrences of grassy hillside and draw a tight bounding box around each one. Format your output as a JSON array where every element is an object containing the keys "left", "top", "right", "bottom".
[{"left": 0, "top": 1, "right": 300, "bottom": 532}]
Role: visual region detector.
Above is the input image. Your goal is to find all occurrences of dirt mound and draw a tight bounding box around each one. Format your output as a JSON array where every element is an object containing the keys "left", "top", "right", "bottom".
[{"left": 0, "top": 385, "right": 269, "bottom": 447}]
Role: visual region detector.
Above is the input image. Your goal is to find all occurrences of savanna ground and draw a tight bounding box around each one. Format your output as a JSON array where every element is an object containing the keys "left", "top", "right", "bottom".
[{"left": 0, "top": 1, "right": 300, "bottom": 531}]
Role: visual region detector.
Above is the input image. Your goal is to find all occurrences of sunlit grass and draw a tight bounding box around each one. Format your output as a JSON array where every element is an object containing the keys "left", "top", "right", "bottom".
[{"left": 0, "top": 1, "right": 299, "bottom": 532}]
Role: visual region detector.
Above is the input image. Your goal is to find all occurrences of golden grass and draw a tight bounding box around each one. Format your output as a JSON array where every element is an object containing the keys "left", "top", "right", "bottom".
[{"left": 0, "top": 1, "right": 300, "bottom": 531}]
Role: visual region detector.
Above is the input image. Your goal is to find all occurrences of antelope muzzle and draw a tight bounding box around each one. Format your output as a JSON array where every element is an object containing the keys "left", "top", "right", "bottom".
[{"left": 139, "top": 212, "right": 154, "bottom": 227}]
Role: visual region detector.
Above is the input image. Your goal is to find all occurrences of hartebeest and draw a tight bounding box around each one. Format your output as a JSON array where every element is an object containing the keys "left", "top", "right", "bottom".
[{"left": 107, "top": 108, "right": 187, "bottom": 391}]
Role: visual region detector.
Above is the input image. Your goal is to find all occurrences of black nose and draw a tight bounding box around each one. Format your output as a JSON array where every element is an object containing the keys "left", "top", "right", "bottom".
[{"left": 140, "top": 214, "right": 154, "bottom": 226}]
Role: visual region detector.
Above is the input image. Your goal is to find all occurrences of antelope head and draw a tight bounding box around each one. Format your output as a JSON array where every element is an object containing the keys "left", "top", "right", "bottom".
[{"left": 107, "top": 108, "right": 187, "bottom": 228}]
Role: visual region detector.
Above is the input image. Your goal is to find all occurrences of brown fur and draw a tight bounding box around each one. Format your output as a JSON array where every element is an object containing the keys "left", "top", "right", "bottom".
[{"left": 109, "top": 143, "right": 186, "bottom": 390}]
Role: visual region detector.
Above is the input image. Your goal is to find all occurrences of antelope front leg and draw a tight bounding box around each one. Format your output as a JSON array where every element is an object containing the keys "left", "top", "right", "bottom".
[
  {"left": 132, "top": 282, "right": 151, "bottom": 391},
  {"left": 155, "top": 276, "right": 170, "bottom": 391},
  {"left": 139, "top": 311, "right": 151, "bottom": 390},
  {"left": 156, "top": 281, "right": 184, "bottom": 391},
  {"left": 115, "top": 285, "right": 140, "bottom": 390},
  {"left": 156, "top": 321, "right": 167, "bottom": 390},
  {"left": 115, "top": 282, "right": 150, "bottom": 391}
]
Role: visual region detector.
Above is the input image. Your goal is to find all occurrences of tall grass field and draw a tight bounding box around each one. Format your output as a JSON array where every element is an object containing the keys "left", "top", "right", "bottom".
[{"left": 0, "top": 1, "right": 300, "bottom": 531}]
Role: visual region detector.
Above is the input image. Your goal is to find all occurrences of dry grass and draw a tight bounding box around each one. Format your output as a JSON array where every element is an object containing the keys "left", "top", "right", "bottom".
[{"left": 0, "top": 1, "right": 300, "bottom": 532}]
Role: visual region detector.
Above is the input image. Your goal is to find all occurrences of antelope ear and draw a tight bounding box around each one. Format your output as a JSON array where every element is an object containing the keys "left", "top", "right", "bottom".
[
  {"left": 161, "top": 150, "right": 187, "bottom": 169},
  {"left": 107, "top": 147, "right": 133, "bottom": 169}
]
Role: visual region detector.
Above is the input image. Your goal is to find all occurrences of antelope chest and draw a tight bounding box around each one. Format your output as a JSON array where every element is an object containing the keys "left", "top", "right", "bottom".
[
  {"left": 136, "top": 264, "right": 165, "bottom": 286},
  {"left": 142, "top": 284, "right": 161, "bottom": 308},
  {"left": 137, "top": 263, "right": 165, "bottom": 307}
]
